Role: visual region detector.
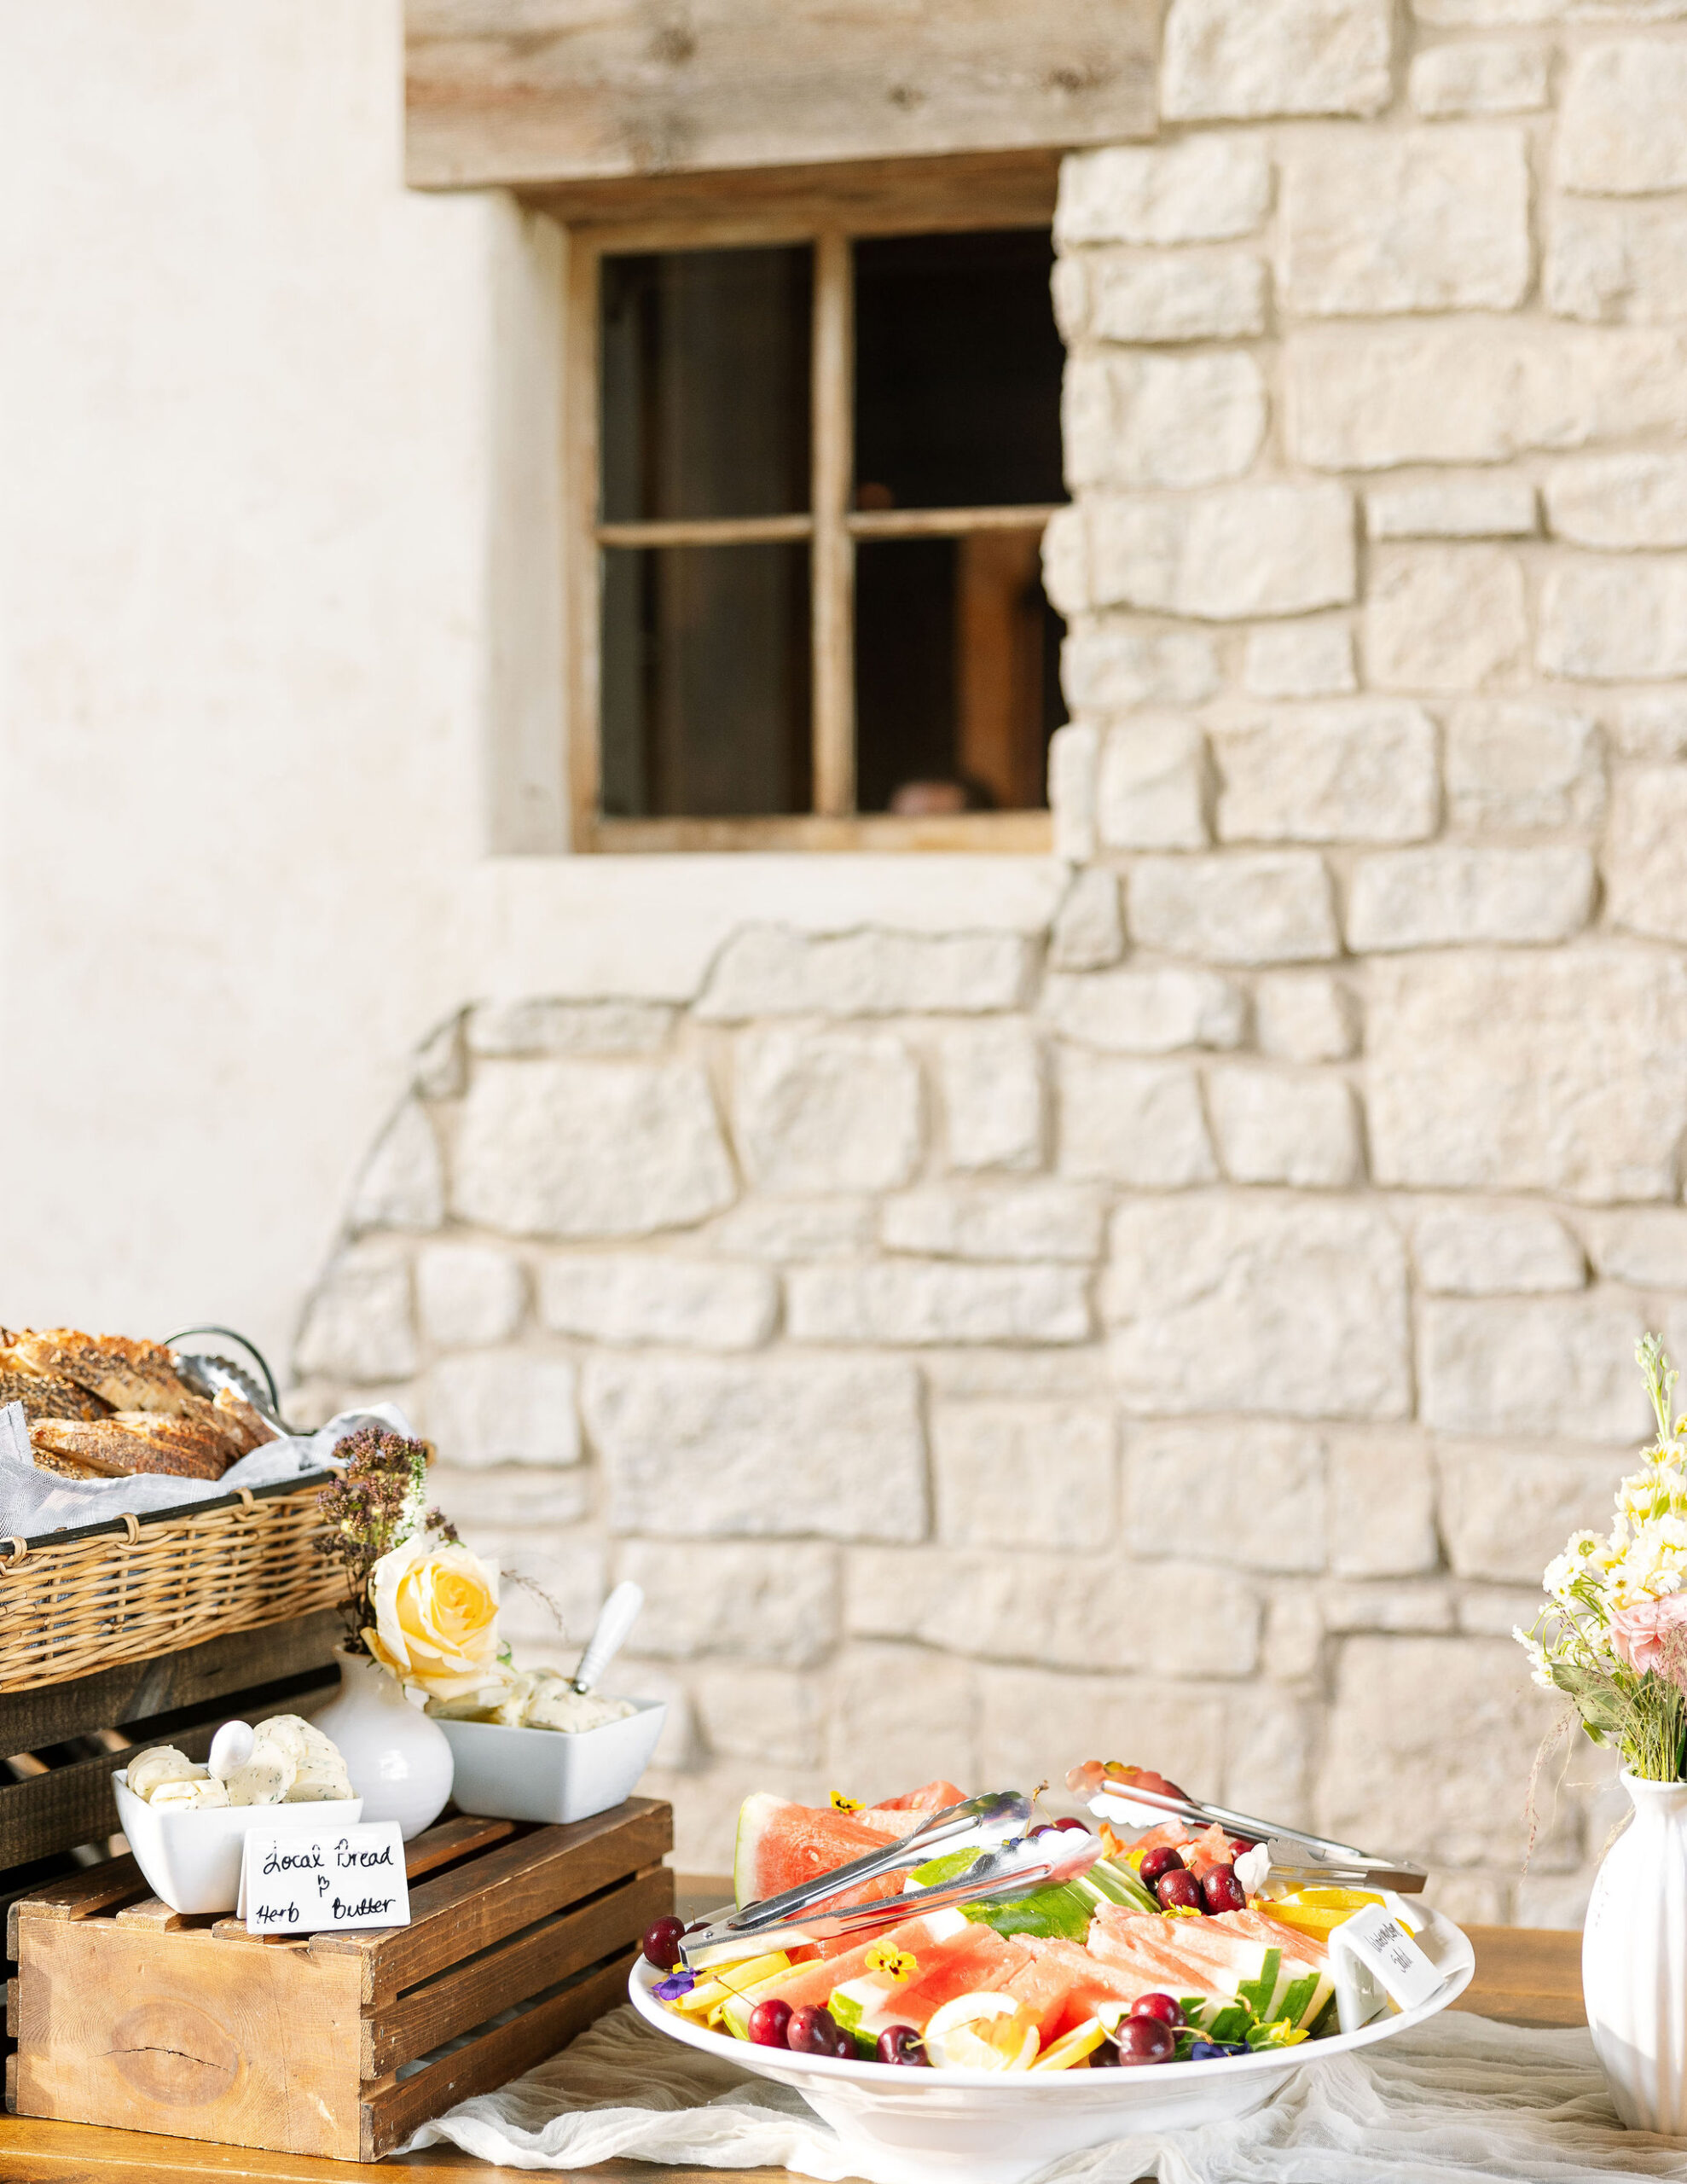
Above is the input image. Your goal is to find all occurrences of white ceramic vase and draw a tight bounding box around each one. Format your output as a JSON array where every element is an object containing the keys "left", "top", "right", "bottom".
[
  {"left": 310, "top": 1646, "right": 454, "bottom": 1840},
  {"left": 1583, "top": 1769, "right": 1687, "bottom": 2130}
]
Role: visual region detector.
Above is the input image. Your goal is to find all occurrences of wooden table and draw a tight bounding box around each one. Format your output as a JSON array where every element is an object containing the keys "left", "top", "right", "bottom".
[{"left": 1, "top": 1909, "right": 1587, "bottom": 2182}]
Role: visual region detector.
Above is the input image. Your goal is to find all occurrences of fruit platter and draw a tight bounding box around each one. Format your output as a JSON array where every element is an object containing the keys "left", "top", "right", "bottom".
[{"left": 628, "top": 1763, "right": 1474, "bottom": 2184}]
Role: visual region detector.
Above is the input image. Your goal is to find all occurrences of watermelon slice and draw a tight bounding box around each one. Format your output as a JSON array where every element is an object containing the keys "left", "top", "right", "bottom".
[
  {"left": 1087, "top": 1905, "right": 1330, "bottom": 2032},
  {"left": 1003, "top": 1935, "right": 1162, "bottom": 2042},
  {"left": 722, "top": 1910, "right": 1018, "bottom": 2048},
  {"left": 827, "top": 1919, "right": 1035, "bottom": 2042},
  {"left": 733, "top": 1786, "right": 970, "bottom": 1921},
  {"left": 719, "top": 1929, "right": 908, "bottom": 2038},
  {"left": 733, "top": 1793, "right": 897, "bottom": 1906},
  {"left": 856, "top": 1780, "right": 965, "bottom": 1838}
]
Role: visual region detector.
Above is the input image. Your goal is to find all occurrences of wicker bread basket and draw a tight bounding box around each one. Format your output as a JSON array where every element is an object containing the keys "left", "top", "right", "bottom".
[{"left": 0, "top": 1472, "right": 345, "bottom": 1693}]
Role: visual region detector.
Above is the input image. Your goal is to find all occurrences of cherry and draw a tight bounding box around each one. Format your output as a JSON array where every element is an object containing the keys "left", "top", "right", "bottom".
[
  {"left": 641, "top": 1916, "right": 687, "bottom": 1971},
  {"left": 1028, "top": 1822, "right": 1057, "bottom": 1838},
  {"left": 1202, "top": 1866, "right": 1247, "bottom": 1914},
  {"left": 1156, "top": 1867, "right": 1204, "bottom": 1912},
  {"left": 1131, "top": 1992, "right": 1184, "bottom": 2027},
  {"left": 1089, "top": 2036, "right": 1121, "bottom": 2066},
  {"left": 1112, "top": 2015, "right": 1176, "bottom": 2065},
  {"left": 1052, "top": 1815, "right": 1091, "bottom": 1833},
  {"left": 1138, "top": 1846, "right": 1186, "bottom": 1886},
  {"left": 749, "top": 1999, "right": 792, "bottom": 2048},
  {"left": 787, "top": 2004, "right": 850, "bottom": 2057},
  {"left": 876, "top": 2025, "right": 929, "bottom": 2066}
]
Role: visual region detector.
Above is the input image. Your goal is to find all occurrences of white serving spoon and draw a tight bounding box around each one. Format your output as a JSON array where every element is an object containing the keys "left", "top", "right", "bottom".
[{"left": 570, "top": 1580, "right": 644, "bottom": 1694}]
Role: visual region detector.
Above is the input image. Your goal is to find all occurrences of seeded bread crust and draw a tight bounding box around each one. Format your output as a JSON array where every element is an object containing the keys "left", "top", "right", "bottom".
[
  {"left": 213, "top": 1385, "right": 275, "bottom": 1455},
  {"left": 26, "top": 1445, "right": 109, "bottom": 1479},
  {"left": 103, "top": 1409, "right": 238, "bottom": 1475},
  {"left": 0, "top": 1369, "right": 113, "bottom": 1423},
  {"left": 30, "top": 1419, "right": 230, "bottom": 1481},
  {"left": 10, "top": 1331, "right": 197, "bottom": 1416}
]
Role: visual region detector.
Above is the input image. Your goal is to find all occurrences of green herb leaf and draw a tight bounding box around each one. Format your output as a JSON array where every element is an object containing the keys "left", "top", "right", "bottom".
[
  {"left": 910, "top": 1849, "right": 986, "bottom": 1888},
  {"left": 963, "top": 1882, "right": 1093, "bottom": 1941}
]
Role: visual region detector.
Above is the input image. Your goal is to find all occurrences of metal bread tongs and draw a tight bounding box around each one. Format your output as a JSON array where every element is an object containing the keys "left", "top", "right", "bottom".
[
  {"left": 1087, "top": 1780, "right": 1428, "bottom": 1894},
  {"left": 681, "top": 1791, "right": 1104, "bottom": 1971}
]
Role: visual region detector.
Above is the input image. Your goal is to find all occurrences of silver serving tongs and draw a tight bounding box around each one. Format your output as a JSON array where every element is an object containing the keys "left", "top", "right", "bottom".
[
  {"left": 682, "top": 1791, "right": 1103, "bottom": 1971},
  {"left": 1087, "top": 1780, "right": 1428, "bottom": 1894}
]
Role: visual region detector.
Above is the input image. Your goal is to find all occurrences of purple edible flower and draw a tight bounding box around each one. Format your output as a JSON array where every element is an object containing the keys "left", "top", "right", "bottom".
[{"left": 653, "top": 1968, "right": 697, "bottom": 2001}]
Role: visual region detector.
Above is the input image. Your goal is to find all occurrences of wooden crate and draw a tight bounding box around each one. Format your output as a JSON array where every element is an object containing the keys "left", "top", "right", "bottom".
[
  {"left": 0, "top": 1610, "right": 345, "bottom": 1879},
  {"left": 9, "top": 1797, "right": 672, "bottom": 2162},
  {"left": 0, "top": 1608, "right": 347, "bottom": 2098}
]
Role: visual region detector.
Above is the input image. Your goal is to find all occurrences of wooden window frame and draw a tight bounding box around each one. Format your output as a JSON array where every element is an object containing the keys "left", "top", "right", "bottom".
[{"left": 561, "top": 166, "right": 1064, "bottom": 855}]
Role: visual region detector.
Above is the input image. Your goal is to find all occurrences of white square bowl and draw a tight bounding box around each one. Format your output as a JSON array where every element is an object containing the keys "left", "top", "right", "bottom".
[
  {"left": 434, "top": 1696, "right": 666, "bottom": 1824},
  {"left": 113, "top": 1771, "right": 363, "bottom": 1915}
]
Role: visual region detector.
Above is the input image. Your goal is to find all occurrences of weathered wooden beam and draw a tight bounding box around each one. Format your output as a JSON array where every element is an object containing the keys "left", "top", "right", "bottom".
[
  {"left": 0, "top": 1611, "right": 342, "bottom": 1756},
  {"left": 534, "top": 146, "right": 1062, "bottom": 237},
  {"left": 405, "top": 1, "right": 1158, "bottom": 190},
  {"left": 0, "top": 1659, "right": 339, "bottom": 1873}
]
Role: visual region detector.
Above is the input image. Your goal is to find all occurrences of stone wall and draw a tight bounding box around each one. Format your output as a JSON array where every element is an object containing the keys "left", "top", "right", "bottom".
[{"left": 291, "top": 0, "right": 1687, "bottom": 1920}]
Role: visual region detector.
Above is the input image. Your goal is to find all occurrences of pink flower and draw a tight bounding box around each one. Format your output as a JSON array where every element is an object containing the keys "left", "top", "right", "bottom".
[{"left": 1609, "top": 1591, "right": 1687, "bottom": 1677}]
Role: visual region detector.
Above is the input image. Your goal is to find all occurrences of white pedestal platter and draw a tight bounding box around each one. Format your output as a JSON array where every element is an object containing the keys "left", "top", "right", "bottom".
[{"left": 629, "top": 1908, "right": 1475, "bottom": 2184}]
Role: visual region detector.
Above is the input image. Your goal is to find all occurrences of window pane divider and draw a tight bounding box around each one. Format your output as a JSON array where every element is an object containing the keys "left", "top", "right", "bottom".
[
  {"left": 847, "top": 502, "right": 1064, "bottom": 539},
  {"left": 595, "top": 514, "right": 814, "bottom": 547},
  {"left": 811, "top": 229, "right": 855, "bottom": 819}
]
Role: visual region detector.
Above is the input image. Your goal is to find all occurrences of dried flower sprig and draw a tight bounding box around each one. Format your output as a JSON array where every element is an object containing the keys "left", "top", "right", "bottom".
[{"left": 316, "top": 1426, "right": 459, "bottom": 1655}]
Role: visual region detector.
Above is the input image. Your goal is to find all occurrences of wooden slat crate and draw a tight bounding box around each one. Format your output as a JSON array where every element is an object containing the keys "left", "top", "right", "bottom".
[
  {"left": 0, "top": 1610, "right": 346, "bottom": 2094},
  {"left": 8, "top": 1796, "right": 672, "bottom": 2162}
]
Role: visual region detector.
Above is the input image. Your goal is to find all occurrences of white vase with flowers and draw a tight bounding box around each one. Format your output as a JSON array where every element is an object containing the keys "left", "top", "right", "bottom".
[
  {"left": 308, "top": 1425, "right": 508, "bottom": 1838},
  {"left": 1518, "top": 1336, "right": 1687, "bottom": 2129}
]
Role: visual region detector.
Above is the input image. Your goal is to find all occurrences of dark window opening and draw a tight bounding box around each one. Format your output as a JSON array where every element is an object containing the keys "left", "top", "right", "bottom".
[
  {"left": 600, "top": 246, "right": 812, "bottom": 524},
  {"left": 596, "top": 226, "right": 1066, "bottom": 828},
  {"left": 855, "top": 534, "right": 1062, "bottom": 816},
  {"left": 600, "top": 543, "right": 812, "bottom": 819},
  {"left": 853, "top": 229, "right": 1067, "bottom": 513}
]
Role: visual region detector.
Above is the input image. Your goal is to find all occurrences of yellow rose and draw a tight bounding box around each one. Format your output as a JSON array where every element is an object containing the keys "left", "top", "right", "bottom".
[{"left": 363, "top": 1536, "right": 505, "bottom": 1704}]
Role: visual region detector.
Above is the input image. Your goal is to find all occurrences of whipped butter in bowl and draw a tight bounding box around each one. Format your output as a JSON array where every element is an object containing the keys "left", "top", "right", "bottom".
[
  {"left": 429, "top": 1666, "right": 664, "bottom": 1825},
  {"left": 113, "top": 1712, "right": 362, "bottom": 1914}
]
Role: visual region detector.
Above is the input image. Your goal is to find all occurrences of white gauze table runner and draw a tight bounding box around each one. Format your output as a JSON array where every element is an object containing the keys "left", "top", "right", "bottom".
[{"left": 405, "top": 2006, "right": 1687, "bottom": 2184}]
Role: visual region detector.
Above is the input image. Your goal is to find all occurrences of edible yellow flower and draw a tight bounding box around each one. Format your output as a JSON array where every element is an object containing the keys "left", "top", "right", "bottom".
[{"left": 363, "top": 1536, "right": 504, "bottom": 1704}]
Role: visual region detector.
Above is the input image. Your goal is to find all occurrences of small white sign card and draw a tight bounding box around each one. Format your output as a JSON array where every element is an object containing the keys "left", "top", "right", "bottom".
[
  {"left": 238, "top": 1821, "right": 410, "bottom": 1935},
  {"left": 1330, "top": 1901, "right": 1445, "bottom": 2033}
]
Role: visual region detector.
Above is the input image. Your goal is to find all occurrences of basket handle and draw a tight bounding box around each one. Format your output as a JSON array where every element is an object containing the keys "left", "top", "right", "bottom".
[{"left": 164, "top": 1324, "right": 284, "bottom": 1420}]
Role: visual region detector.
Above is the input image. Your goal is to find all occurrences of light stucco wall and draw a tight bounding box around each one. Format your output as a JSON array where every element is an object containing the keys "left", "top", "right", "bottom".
[{"left": 0, "top": 1, "right": 1052, "bottom": 1363}]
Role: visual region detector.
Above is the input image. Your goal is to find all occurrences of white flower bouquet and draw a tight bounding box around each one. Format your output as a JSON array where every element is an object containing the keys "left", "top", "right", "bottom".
[{"left": 1517, "top": 1335, "right": 1687, "bottom": 1781}]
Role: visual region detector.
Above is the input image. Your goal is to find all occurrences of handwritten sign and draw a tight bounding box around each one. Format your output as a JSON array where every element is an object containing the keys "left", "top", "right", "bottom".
[
  {"left": 238, "top": 1821, "right": 409, "bottom": 1935},
  {"left": 1330, "top": 1902, "right": 1444, "bottom": 2033}
]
